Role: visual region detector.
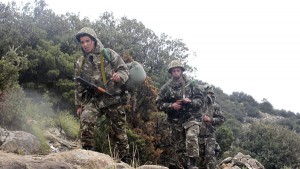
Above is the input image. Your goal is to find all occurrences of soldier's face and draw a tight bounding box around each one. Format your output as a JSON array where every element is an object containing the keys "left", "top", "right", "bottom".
[
  {"left": 80, "top": 36, "right": 95, "bottom": 53},
  {"left": 171, "top": 68, "right": 182, "bottom": 79}
]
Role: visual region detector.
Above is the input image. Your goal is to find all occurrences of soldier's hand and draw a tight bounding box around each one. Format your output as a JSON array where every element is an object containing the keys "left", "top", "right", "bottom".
[
  {"left": 203, "top": 115, "right": 212, "bottom": 125},
  {"left": 172, "top": 101, "right": 182, "bottom": 111},
  {"left": 182, "top": 98, "right": 191, "bottom": 104},
  {"left": 111, "top": 72, "right": 121, "bottom": 82},
  {"left": 77, "top": 107, "right": 83, "bottom": 117}
]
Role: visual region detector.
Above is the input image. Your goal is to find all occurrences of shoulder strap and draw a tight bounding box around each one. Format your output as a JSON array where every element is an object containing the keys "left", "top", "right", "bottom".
[
  {"left": 99, "top": 48, "right": 112, "bottom": 86},
  {"left": 99, "top": 52, "right": 107, "bottom": 85},
  {"left": 182, "top": 80, "right": 186, "bottom": 98}
]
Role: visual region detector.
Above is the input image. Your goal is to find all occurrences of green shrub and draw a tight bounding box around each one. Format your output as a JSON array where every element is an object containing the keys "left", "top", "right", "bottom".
[
  {"left": 29, "top": 123, "right": 50, "bottom": 155},
  {"left": 0, "top": 86, "right": 27, "bottom": 130},
  {"left": 240, "top": 123, "right": 300, "bottom": 169},
  {"left": 56, "top": 111, "right": 80, "bottom": 139},
  {"left": 216, "top": 125, "right": 234, "bottom": 156}
]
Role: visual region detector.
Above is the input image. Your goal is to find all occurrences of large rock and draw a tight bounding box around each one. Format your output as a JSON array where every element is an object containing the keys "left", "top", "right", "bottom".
[
  {"left": 219, "top": 152, "right": 265, "bottom": 169},
  {"left": 0, "top": 128, "right": 40, "bottom": 155},
  {"left": 0, "top": 149, "right": 168, "bottom": 169},
  {"left": 0, "top": 128, "right": 167, "bottom": 169}
]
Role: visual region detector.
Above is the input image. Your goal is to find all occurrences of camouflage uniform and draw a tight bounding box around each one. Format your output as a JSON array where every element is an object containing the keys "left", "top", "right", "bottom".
[
  {"left": 198, "top": 86, "right": 225, "bottom": 169},
  {"left": 74, "top": 27, "right": 129, "bottom": 160},
  {"left": 156, "top": 60, "right": 204, "bottom": 169}
]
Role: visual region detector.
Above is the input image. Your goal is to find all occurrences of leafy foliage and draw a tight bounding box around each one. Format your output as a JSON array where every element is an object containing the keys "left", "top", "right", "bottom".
[
  {"left": 259, "top": 98, "right": 274, "bottom": 114},
  {"left": 240, "top": 123, "right": 300, "bottom": 169},
  {"left": 0, "top": 86, "right": 27, "bottom": 129},
  {"left": 216, "top": 125, "right": 234, "bottom": 157},
  {"left": 56, "top": 111, "right": 80, "bottom": 139},
  {"left": 0, "top": 46, "right": 28, "bottom": 91}
]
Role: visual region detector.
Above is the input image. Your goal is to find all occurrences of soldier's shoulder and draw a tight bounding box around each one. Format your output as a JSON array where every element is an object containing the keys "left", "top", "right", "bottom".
[
  {"left": 161, "top": 81, "right": 169, "bottom": 88},
  {"left": 187, "top": 80, "right": 203, "bottom": 91},
  {"left": 107, "top": 48, "right": 119, "bottom": 57},
  {"left": 160, "top": 80, "right": 172, "bottom": 90}
]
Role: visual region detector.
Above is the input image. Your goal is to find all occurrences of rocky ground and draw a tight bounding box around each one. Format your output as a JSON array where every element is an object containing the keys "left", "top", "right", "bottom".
[{"left": 0, "top": 127, "right": 264, "bottom": 169}]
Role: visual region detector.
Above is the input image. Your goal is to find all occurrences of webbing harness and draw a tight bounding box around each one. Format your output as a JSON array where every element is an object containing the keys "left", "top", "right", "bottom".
[{"left": 78, "top": 49, "right": 111, "bottom": 86}]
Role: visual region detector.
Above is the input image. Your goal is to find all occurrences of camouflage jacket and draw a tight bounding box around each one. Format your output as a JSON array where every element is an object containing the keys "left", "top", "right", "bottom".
[
  {"left": 74, "top": 43, "right": 129, "bottom": 108},
  {"left": 204, "top": 102, "right": 225, "bottom": 126},
  {"left": 156, "top": 76, "right": 204, "bottom": 120},
  {"left": 200, "top": 101, "right": 225, "bottom": 135}
]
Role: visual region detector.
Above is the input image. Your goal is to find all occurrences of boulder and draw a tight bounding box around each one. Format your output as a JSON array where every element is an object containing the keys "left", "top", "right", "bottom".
[
  {"left": 219, "top": 152, "right": 265, "bottom": 169},
  {"left": 0, "top": 128, "right": 40, "bottom": 155}
]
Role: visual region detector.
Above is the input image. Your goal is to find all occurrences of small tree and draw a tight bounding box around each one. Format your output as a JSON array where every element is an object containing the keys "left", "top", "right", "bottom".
[{"left": 259, "top": 98, "right": 274, "bottom": 114}]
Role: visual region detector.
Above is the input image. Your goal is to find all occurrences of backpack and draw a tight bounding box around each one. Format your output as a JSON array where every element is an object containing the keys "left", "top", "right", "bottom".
[{"left": 101, "top": 48, "right": 146, "bottom": 91}]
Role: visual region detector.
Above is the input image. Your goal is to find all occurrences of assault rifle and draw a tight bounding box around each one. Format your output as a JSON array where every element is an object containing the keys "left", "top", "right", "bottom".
[{"left": 74, "top": 76, "right": 113, "bottom": 97}]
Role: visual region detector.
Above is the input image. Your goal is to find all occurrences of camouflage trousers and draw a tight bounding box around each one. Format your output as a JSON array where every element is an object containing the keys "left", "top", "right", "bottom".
[
  {"left": 198, "top": 134, "right": 217, "bottom": 169},
  {"left": 168, "top": 119, "right": 200, "bottom": 168},
  {"left": 80, "top": 102, "right": 129, "bottom": 159}
]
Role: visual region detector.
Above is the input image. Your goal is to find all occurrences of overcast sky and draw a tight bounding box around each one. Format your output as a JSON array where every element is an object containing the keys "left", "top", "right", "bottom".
[{"left": 4, "top": 0, "right": 300, "bottom": 113}]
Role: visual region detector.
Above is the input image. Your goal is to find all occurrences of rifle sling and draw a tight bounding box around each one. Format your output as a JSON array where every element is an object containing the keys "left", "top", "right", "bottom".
[
  {"left": 182, "top": 80, "right": 186, "bottom": 99},
  {"left": 99, "top": 51, "right": 107, "bottom": 85}
]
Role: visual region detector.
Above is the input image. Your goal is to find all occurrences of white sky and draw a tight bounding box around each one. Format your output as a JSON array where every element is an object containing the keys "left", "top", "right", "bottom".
[{"left": 4, "top": 0, "right": 300, "bottom": 113}]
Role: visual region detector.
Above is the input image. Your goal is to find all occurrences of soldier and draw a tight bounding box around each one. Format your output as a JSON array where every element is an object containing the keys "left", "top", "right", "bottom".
[
  {"left": 198, "top": 85, "right": 225, "bottom": 169},
  {"left": 156, "top": 60, "right": 205, "bottom": 169},
  {"left": 74, "top": 27, "right": 130, "bottom": 163}
]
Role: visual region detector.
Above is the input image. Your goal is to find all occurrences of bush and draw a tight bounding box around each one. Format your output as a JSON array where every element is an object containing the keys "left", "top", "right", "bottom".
[
  {"left": 56, "top": 111, "right": 80, "bottom": 139},
  {"left": 240, "top": 123, "right": 300, "bottom": 168},
  {"left": 216, "top": 125, "right": 234, "bottom": 156},
  {"left": 0, "top": 86, "right": 27, "bottom": 130},
  {"left": 29, "top": 123, "right": 50, "bottom": 155}
]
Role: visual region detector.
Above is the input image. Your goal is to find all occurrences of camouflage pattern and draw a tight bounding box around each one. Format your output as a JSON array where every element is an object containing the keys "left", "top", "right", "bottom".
[
  {"left": 80, "top": 102, "right": 129, "bottom": 157},
  {"left": 198, "top": 136, "right": 217, "bottom": 169},
  {"left": 198, "top": 87, "right": 225, "bottom": 169},
  {"left": 156, "top": 75, "right": 204, "bottom": 168},
  {"left": 74, "top": 27, "right": 129, "bottom": 158}
]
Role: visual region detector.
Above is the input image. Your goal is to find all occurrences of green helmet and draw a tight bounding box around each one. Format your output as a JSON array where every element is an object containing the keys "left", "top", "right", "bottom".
[
  {"left": 75, "top": 27, "right": 97, "bottom": 43},
  {"left": 168, "top": 60, "right": 185, "bottom": 73},
  {"left": 204, "top": 84, "right": 214, "bottom": 93},
  {"left": 203, "top": 84, "right": 215, "bottom": 104}
]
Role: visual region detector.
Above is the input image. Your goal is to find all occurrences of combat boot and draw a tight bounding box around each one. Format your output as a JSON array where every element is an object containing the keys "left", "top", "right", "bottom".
[
  {"left": 82, "top": 145, "right": 94, "bottom": 151},
  {"left": 121, "top": 156, "right": 131, "bottom": 164}
]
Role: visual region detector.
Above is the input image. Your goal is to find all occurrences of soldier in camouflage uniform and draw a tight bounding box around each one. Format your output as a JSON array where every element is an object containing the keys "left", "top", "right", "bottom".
[
  {"left": 74, "top": 27, "right": 130, "bottom": 163},
  {"left": 156, "top": 60, "right": 205, "bottom": 169},
  {"left": 198, "top": 85, "right": 225, "bottom": 169}
]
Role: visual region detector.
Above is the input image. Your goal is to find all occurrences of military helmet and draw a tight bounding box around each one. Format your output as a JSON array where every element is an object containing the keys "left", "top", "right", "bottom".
[
  {"left": 168, "top": 60, "right": 185, "bottom": 73},
  {"left": 204, "top": 84, "right": 214, "bottom": 93},
  {"left": 203, "top": 84, "right": 215, "bottom": 104},
  {"left": 75, "top": 27, "right": 97, "bottom": 43}
]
